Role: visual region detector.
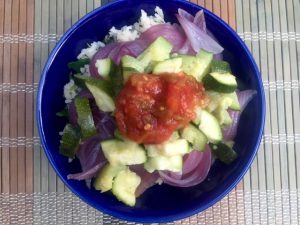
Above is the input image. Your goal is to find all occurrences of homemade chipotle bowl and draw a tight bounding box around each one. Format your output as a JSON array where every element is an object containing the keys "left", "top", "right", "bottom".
[{"left": 37, "top": 0, "right": 265, "bottom": 223}]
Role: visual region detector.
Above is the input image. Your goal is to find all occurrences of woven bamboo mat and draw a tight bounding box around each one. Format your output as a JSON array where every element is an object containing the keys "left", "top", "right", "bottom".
[{"left": 0, "top": 0, "right": 299, "bottom": 224}]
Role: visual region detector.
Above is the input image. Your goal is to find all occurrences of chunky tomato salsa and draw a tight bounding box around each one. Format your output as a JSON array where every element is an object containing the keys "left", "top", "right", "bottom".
[{"left": 115, "top": 73, "right": 208, "bottom": 144}]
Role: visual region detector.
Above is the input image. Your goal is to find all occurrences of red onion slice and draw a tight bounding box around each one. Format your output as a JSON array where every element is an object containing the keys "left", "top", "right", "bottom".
[
  {"left": 115, "top": 40, "right": 148, "bottom": 64},
  {"left": 178, "top": 39, "right": 189, "bottom": 54},
  {"left": 122, "top": 39, "right": 148, "bottom": 57},
  {"left": 67, "top": 163, "right": 105, "bottom": 181},
  {"left": 76, "top": 135, "right": 106, "bottom": 172},
  {"left": 182, "top": 150, "right": 205, "bottom": 174},
  {"left": 140, "top": 23, "right": 186, "bottom": 53},
  {"left": 178, "top": 8, "right": 194, "bottom": 22},
  {"left": 206, "top": 30, "right": 223, "bottom": 60},
  {"left": 193, "top": 10, "right": 206, "bottom": 32},
  {"left": 178, "top": 39, "right": 196, "bottom": 55},
  {"left": 176, "top": 14, "right": 223, "bottom": 54},
  {"left": 130, "top": 164, "right": 160, "bottom": 197},
  {"left": 108, "top": 43, "right": 124, "bottom": 65}
]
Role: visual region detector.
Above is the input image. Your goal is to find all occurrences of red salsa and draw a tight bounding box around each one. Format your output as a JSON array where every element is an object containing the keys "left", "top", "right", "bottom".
[{"left": 115, "top": 73, "right": 208, "bottom": 144}]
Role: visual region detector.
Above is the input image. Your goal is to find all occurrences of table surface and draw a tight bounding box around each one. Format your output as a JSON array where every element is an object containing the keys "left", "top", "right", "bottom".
[{"left": 0, "top": 0, "right": 299, "bottom": 224}]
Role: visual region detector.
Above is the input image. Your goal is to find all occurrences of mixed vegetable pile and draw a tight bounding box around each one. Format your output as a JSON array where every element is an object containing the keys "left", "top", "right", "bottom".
[{"left": 58, "top": 8, "right": 256, "bottom": 206}]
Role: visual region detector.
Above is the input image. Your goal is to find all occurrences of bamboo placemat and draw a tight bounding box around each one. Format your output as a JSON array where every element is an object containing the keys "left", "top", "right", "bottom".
[{"left": 0, "top": 0, "right": 299, "bottom": 224}]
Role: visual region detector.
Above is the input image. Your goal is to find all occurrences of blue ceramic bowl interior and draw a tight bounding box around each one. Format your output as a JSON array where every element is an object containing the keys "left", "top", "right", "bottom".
[{"left": 37, "top": 0, "right": 265, "bottom": 223}]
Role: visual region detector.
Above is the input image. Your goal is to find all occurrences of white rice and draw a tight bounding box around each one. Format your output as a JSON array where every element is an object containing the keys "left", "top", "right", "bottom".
[
  {"left": 77, "top": 41, "right": 105, "bottom": 59},
  {"left": 107, "top": 6, "right": 165, "bottom": 42},
  {"left": 63, "top": 79, "right": 80, "bottom": 103}
]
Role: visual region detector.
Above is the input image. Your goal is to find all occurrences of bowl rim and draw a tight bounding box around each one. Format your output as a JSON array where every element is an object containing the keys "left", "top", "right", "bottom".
[{"left": 36, "top": 0, "right": 266, "bottom": 223}]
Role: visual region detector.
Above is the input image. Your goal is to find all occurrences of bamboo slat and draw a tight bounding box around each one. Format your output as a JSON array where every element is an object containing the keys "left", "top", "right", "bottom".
[
  {"left": 292, "top": 0, "right": 300, "bottom": 196},
  {"left": 0, "top": 0, "right": 4, "bottom": 195},
  {"left": 17, "top": 0, "right": 27, "bottom": 194},
  {"left": 33, "top": 0, "right": 41, "bottom": 193},
  {"left": 72, "top": 0, "right": 79, "bottom": 25},
  {"left": 87, "top": 0, "right": 94, "bottom": 13},
  {"left": 25, "top": 1, "right": 34, "bottom": 222},
  {"left": 40, "top": 0, "right": 50, "bottom": 194},
  {"left": 2, "top": 0, "right": 12, "bottom": 195},
  {"left": 79, "top": 0, "right": 87, "bottom": 19},
  {"left": 228, "top": 0, "right": 236, "bottom": 30},
  {"left": 198, "top": 0, "right": 204, "bottom": 7},
  {"left": 205, "top": 0, "right": 213, "bottom": 12},
  {"left": 212, "top": 0, "right": 221, "bottom": 17},
  {"left": 48, "top": 0, "right": 57, "bottom": 194},
  {"left": 256, "top": 1, "right": 269, "bottom": 224},
  {"left": 220, "top": 0, "right": 228, "bottom": 23},
  {"left": 271, "top": 2, "right": 285, "bottom": 213},
  {"left": 9, "top": 0, "right": 20, "bottom": 196},
  {"left": 55, "top": 0, "right": 66, "bottom": 194}
]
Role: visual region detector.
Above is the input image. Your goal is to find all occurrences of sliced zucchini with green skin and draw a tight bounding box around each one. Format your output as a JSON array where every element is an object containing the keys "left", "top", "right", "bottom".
[
  {"left": 205, "top": 91, "right": 240, "bottom": 112},
  {"left": 138, "top": 52, "right": 153, "bottom": 72},
  {"left": 73, "top": 74, "right": 113, "bottom": 94},
  {"left": 72, "top": 74, "right": 88, "bottom": 88},
  {"left": 202, "top": 72, "right": 237, "bottom": 93},
  {"left": 181, "top": 124, "right": 208, "bottom": 151},
  {"left": 179, "top": 50, "right": 213, "bottom": 81},
  {"left": 121, "top": 55, "right": 145, "bottom": 82},
  {"left": 112, "top": 169, "right": 141, "bottom": 207},
  {"left": 137, "top": 37, "right": 173, "bottom": 69},
  {"left": 101, "top": 139, "right": 147, "bottom": 166},
  {"left": 179, "top": 55, "right": 195, "bottom": 76},
  {"left": 95, "top": 58, "right": 115, "bottom": 79},
  {"left": 195, "top": 49, "right": 214, "bottom": 80},
  {"left": 192, "top": 107, "right": 202, "bottom": 125},
  {"left": 59, "top": 123, "right": 80, "bottom": 158},
  {"left": 153, "top": 58, "right": 182, "bottom": 74},
  {"left": 94, "top": 164, "right": 125, "bottom": 192},
  {"left": 68, "top": 58, "right": 90, "bottom": 73},
  {"left": 198, "top": 110, "right": 222, "bottom": 143},
  {"left": 211, "top": 60, "right": 232, "bottom": 73},
  {"left": 144, "top": 155, "right": 183, "bottom": 173},
  {"left": 74, "top": 97, "right": 97, "bottom": 139},
  {"left": 114, "top": 129, "right": 125, "bottom": 140},
  {"left": 85, "top": 82, "right": 115, "bottom": 112},
  {"left": 213, "top": 107, "right": 232, "bottom": 126},
  {"left": 122, "top": 55, "right": 145, "bottom": 72},
  {"left": 113, "top": 129, "right": 131, "bottom": 142},
  {"left": 225, "top": 92, "right": 240, "bottom": 111},
  {"left": 205, "top": 91, "right": 222, "bottom": 112},
  {"left": 210, "top": 142, "right": 237, "bottom": 164},
  {"left": 109, "top": 66, "right": 124, "bottom": 97},
  {"left": 205, "top": 92, "right": 236, "bottom": 126},
  {"left": 122, "top": 67, "right": 140, "bottom": 83},
  {"left": 145, "top": 139, "right": 189, "bottom": 157},
  {"left": 206, "top": 92, "right": 233, "bottom": 126},
  {"left": 169, "top": 131, "right": 180, "bottom": 141}
]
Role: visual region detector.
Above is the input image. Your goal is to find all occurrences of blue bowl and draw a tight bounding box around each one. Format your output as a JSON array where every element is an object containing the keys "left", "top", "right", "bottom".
[{"left": 37, "top": 0, "right": 265, "bottom": 223}]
